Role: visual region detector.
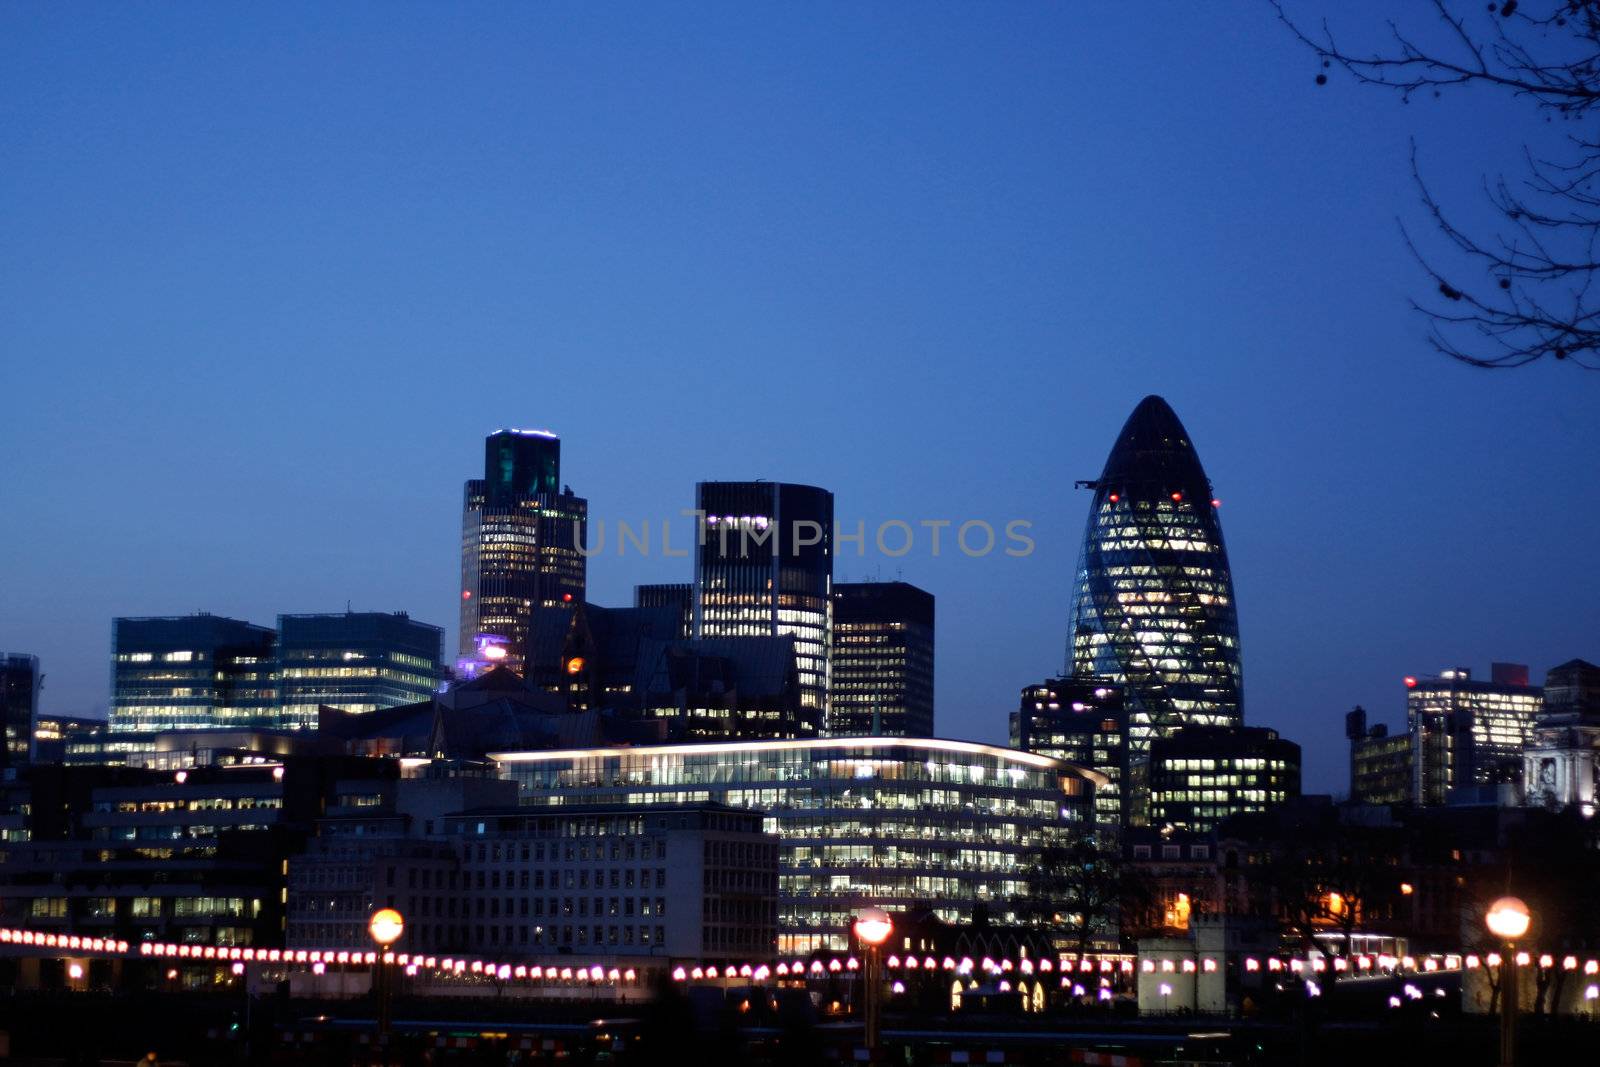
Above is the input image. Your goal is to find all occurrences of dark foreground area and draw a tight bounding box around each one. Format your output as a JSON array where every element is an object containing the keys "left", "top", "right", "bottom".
[{"left": 1, "top": 988, "right": 1598, "bottom": 1067}]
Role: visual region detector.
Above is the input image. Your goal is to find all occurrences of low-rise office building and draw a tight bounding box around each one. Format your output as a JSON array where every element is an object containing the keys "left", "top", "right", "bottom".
[
  {"left": 1146, "top": 726, "right": 1300, "bottom": 832},
  {"left": 441, "top": 804, "right": 775, "bottom": 961},
  {"left": 490, "top": 736, "right": 1101, "bottom": 954},
  {"left": 0, "top": 758, "right": 389, "bottom": 954},
  {"left": 1346, "top": 707, "right": 1413, "bottom": 806},
  {"left": 285, "top": 771, "right": 777, "bottom": 963}
]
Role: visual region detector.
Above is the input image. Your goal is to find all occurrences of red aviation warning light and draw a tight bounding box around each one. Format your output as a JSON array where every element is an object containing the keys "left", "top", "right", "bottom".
[{"left": 1404, "top": 676, "right": 1418, "bottom": 688}]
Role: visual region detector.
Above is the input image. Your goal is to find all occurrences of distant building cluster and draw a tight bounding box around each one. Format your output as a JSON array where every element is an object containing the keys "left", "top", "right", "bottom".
[
  {"left": 1348, "top": 658, "right": 1600, "bottom": 812},
  {"left": 3, "top": 400, "right": 1596, "bottom": 999}
]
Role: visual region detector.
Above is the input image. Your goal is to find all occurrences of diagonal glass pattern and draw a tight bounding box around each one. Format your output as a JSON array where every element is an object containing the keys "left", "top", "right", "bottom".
[{"left": 1068, "top": 396, "right": 1241, "bottom": 754}]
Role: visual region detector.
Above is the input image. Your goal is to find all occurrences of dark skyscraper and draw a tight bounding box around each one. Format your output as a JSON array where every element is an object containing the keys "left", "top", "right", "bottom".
[
  {"left": 830, "top": 581, "right": 934, "bottom": 737},
  {"left": 277, "top": 612, "right": 445, "bottom": 727},
  {"left": 693, "top": 482, "right": 833, "bottom": 720},
  {"left": 2, "top": 653, "right": 42, "bottom": 768},
  {"left": 1012, "top": 676, "right": 1125, "bottom": 835},
  {"left": 635, "top": 582, "right": 693, "bottom": 639},
  {"left": 1068, "top": 396, "right": 1242, "bottom": 754},
  {"left": 459, "top": 429, "right": 587, "bottom": 675}
]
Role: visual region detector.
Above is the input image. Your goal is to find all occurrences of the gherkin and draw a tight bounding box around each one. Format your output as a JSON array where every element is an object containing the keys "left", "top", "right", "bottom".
[{"left": 1068, "top": 396, "right": 1242, "bottom": 753}]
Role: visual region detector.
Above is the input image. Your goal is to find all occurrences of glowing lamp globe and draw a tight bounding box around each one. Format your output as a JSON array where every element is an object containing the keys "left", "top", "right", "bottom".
[
  {"left": 853, "top": 908, "right": 893, "bottom": 947},
  {"left": 368, "top": 908, "right": 405, "bottom": 947},
  {"left": 1485, "top": 897, "right": 1531, "bottom": 941}
]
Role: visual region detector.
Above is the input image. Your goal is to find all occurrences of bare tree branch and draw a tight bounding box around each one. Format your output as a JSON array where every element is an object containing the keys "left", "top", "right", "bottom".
[{"left": 1274, "top": 0, "right": 1600, "bottom": 369}]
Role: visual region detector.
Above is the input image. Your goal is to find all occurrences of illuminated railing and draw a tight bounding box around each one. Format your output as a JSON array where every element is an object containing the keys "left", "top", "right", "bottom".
[
  {"left": 10, "top": 925, "right": 1600, "bottom": 997},
  {"left": 0, "top": 926, "right": 640, "bottom": 987}
]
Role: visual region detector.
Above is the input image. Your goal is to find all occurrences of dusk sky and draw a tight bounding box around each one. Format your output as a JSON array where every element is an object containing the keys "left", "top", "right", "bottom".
[{"left": 3, "top": 3, "right": 1595, "bottom": 793}]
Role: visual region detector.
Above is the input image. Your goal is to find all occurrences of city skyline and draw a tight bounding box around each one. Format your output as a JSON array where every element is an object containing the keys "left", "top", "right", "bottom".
[{"left": 3, "top": 4, "right": 1597, "bottom": 795}]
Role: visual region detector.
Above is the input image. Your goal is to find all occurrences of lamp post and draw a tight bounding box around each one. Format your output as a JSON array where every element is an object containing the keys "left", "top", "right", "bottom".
[
  {"left": 368, "top": 908, "right": 404, "bottom": 1049},
  {"left": 853, "top": 908, "right": 893, "bottom": 1057},
  {"left": 1485, "top": 896, "right": 1531, "bottom": 1067}
]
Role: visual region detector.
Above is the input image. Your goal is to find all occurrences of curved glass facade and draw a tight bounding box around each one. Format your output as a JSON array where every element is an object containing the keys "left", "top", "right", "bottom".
[
  {"left": 1068, "top": 396, "right": 1241, "bottom": 754},
  {"left": 490, "top": 737, "right": 1098, "bottom": 953}
]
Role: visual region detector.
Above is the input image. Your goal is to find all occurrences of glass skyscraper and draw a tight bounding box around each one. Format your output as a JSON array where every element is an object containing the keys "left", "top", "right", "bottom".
[
  {"left": 693, "top": 482, "right": 833, "bottom": 724},
  {"left": 1068, "top": 396, "right": 1242, "bottom": 754},
  {"left": 830, "top": 581, "right": 934, "bottom": 737},
  {"left": 276, "top": 612, "right": 444, "bottom": 727},
  {"left": 460, "top": 429, "right": 587, "bottom": 675}
]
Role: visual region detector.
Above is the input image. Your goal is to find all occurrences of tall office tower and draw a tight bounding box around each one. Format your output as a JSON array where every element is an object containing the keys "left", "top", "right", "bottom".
[
  {"left": 694, "top": 481, "right": 833, "bottom": 725},
  {"left": 1146, "top": 725, "right": 1300, "bottom": 833},
  {"left": 2, "top": 653, "right": 42, "bottom": 768},
  {"left": 459, "top": 429, "right": 587, "bottom": 675},
  {"left": 109, "top": 615, "right": 278, "bottom": 733},
  {"left": 829, "top": 581, "right": 934, "bottom": 737},
  {"left": 1012, "top": 676, "right": 1125, "bottom": 834},
  {"left": 276, "top": 612, "right": 445, "bottom": 727},
  {"left": 1408, "top": 664, "right": 1544, "bottom": 806},
  {"left": 1068, "top": 396, "right": 1242, "bottom": 755},
  {"left": 635, "top": 582, "right": 693, "bottom": 638}
]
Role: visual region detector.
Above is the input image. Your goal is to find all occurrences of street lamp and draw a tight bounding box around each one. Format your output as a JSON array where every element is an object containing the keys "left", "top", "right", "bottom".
[
  {"left": 1485, "top": 896, "right": 1531, "bottom": 1067},
  {"left": 369, "top": 908, "right": 404, "bottom": 1044},
  {"left": 853, "top": 908, "right": 894, "bottom": 1055}
]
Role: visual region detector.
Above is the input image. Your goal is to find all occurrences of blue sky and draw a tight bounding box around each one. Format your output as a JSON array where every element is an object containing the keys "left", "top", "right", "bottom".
[{"left": 3, "top": 3, "right": 1595, "bottom": 792}]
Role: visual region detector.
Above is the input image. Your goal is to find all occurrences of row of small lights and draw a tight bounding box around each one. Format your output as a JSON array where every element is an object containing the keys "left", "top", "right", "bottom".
[
  {"left": 9, "top": 926, "right": 1600, "bottom": 990},
  {"left": 0, "top": 927, "right": 637, "bottom": 986}
]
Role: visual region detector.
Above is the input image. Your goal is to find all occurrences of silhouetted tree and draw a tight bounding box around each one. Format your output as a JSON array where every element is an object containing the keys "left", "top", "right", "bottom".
[
  {"left": 1018, "top": 837, "right": 1125, "bottom": 953},
  {"left": 1256, "top": 817, "right": 1403, "bottom": 984},
  {"left": 1274, "top": 0, "right": 1600, "bottom": 369},
  {"left": 1460, "top": 810, "right": 1600, "bottom": 1016}
]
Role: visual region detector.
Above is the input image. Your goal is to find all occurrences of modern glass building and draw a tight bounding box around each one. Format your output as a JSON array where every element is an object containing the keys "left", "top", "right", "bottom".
[
  {"left": 1068, "top": 396, "right": 1242, "bottom": 754},
  {"left": 109, "top": 616, "right": 278, "bottom": 734},
  {"left": 829, "top": 581, "right": 935, "bottom": 738},
  {"left": 1146, "top": 726, "right": 1300, "bottom": 832},
  {"left": 1012, "top": 677, "right": 1125, "bottom": 835},
  {"left": 460, "top": 429, "right": 588, "bottom": 675},
  {"left": 490, "top": 737, "right": 1099, "bottom": 954},
  {"left": 1407, "top": 665, "right": 1543, "bottom": 806},
  {"left": 276, "top": 612, "right": 444, "bottom": 727},
  {"left": 694, "top": 482, "right": 833, "bottom": 724},
  {"left": 2, "top": 653, "right": 42, "bottom": 769}
]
